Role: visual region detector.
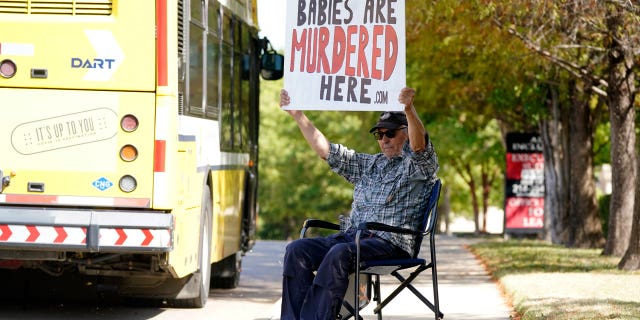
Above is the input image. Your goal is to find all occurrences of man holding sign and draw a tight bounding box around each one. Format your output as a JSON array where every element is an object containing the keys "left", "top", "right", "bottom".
[
  {"left": 279, "top": 87, "right": 439, "bottom": 319},
  {"left": 284, "top": 0, "right": 407, "bottom": 111}
]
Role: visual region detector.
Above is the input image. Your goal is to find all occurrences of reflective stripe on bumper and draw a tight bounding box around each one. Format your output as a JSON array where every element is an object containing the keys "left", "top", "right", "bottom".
[{"left": 0, "top": 207, "right": 172, "bottom": 252}]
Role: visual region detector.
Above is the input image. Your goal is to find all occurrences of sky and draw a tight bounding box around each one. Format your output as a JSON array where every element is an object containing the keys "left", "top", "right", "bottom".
[{"left": 257, "top": 0, "right": 287, "bottom": 51}]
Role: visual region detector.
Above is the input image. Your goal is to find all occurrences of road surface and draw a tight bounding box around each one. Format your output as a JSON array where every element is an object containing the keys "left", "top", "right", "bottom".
[
  {"left": 0, "top": 240, "right": 287, "bottom": 320},
  {"left": 0, "top": 237, "right": 513, "bottom": 320}
]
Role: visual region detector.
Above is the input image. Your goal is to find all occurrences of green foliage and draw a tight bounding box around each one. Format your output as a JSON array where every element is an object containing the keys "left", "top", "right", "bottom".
[
  {"left": 593, "top": 121, "right": 611, "bottom": 166},
  {"left": 404, "top": 0, "right": 538, "bottom": 221},
  {"left": 406, "top": 0, "right": 547, "bottom": 126},
  {"left": 598, "top": 194, "right": 611, "bottom": 238},
  {"left": 429, "top": 118, "right": 505, "bottom": 217}
]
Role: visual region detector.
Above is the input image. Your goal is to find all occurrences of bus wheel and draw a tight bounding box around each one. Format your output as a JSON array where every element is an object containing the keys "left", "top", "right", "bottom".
[
  {"left": 173, "top": 186, "right": 213, "bottom": 308},
  {"left": 211, "top": 251, "right": 241, "bottom": 289}
]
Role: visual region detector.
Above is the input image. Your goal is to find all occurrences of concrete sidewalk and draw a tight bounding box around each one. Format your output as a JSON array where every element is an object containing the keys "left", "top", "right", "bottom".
[{"left": 268, "top": 235, "right": 512, "bottom": 320}]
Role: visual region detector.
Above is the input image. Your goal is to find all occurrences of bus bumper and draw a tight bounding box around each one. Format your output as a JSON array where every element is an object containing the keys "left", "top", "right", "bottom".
[{"left": 0, "top": 207, "right": 173, "bottom": 252}]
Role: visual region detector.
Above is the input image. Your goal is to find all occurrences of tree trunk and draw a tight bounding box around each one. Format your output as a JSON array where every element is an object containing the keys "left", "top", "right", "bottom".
[
  {"left": 603, "top": 5, "right": 636, "bottom": 257},
  {"left": 464, "top": 163, "right": 481, "bottom": 234},
  {"left": 286, "top": 215, "right": 298, "bottom": 241},
  {"left": 481, "top": 167, "right": 490, "bottom": 233},
  {"left": 566, "top": 80, "right": 605, "bottom": 248},
  {"left": 611, "top": 4, "right": 639, "bottom": 268},
  {"left": 438, "top": 184, "right": 452, "bottom": 235},
  {"left": 619, "top": 143, "right": 640, "bottom": 269},
  {"left": 540, "top": 83, "right": 570, "bottom": 245},
  {"left": 539, "top": 78, "right": 603, "bottom": 248}
]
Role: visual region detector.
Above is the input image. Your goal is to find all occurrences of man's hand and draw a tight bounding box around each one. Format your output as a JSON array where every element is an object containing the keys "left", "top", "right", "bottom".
[
  {"left": 280, "top": 89, "right": 302, "bottom": 118},
  {"left": 398, "top": 87, "right": 415, "bottom": 109},
  {"left": 280, "top": 89, "right": 290, "bottom": 106},
  {"left": 399, "top": 87, "right": 426, "bottom": 152}
]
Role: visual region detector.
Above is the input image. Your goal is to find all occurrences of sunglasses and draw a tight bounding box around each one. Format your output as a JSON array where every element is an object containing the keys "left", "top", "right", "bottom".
[{"left": 373, "top": 129, "right": 400, "bottom": 140}]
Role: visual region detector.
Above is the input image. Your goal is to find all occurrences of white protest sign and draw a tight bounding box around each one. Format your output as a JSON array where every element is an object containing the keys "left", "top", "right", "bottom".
[{"left": 283, "top": 0, "right": 406, "bottom": 111}]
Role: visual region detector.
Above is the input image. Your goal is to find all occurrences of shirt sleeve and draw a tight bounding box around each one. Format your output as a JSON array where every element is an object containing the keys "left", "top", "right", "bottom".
[
  {"left": 408, "top": 134, "right": 439, "bottom": 179},
  {"left": 326, "top": 143, "right": 370, "bottom": 184}
]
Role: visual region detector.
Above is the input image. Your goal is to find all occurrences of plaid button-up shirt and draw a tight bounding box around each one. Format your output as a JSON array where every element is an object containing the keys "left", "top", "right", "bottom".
[{"left": 326, "top": 136, "right": 439, "bottom": 255}]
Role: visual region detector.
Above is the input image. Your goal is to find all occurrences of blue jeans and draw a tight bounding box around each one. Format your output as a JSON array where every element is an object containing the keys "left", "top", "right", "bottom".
[{"left": 280, "top": 229, "right": 409, "bottom": 320}]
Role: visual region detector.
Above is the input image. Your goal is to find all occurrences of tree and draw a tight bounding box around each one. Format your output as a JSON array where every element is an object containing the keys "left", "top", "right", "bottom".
[
  {"left": 620, "top": 148, "right": 640, "bottom": 268},
  {"left": 535, "top": 72, "right": 606, "bottom": 247},
  {"left": 609, "top": 1, "right": 640, "bottom": 267},
  {"left": 406, "top": 0, "right": 606, "bottom": 243},
  {"left": 485, "top": 0, "right": 640, "bottom": 253},
  {"left": 603, "top": 3, "right": 637, "bottom": 257},
  {"left": 429, "top": 119, "right": 504, "bottom": 234},
  {"left": 405, "top": 0, "right": 533, "bottom": 233}
]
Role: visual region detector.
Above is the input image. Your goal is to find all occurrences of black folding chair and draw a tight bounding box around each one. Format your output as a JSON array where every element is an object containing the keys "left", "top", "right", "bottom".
[{"left": 300, "top": 179, "right": 443, "bottom": 320}]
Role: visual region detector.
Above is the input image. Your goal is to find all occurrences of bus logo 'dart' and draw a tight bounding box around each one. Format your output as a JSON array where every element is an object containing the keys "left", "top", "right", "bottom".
[
  {"left": 71, "top": 58, "right": 117, "bottom": 69},
  {"left": 77, "top": 29, "right": 125, "bottom": 82}
]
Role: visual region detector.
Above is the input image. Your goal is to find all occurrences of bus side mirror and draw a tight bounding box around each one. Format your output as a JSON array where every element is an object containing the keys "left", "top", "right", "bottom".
[
  {"left": 258, "top": 37, "right": 284, "bottom": 81},
  {"left": 261, "top": 52, "right": 284, "bottom": 80}
]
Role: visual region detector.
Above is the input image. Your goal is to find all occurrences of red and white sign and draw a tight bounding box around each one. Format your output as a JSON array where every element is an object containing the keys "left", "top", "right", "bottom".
[{"left": 284, "top": 0, "right": 406, "bottom": 111}]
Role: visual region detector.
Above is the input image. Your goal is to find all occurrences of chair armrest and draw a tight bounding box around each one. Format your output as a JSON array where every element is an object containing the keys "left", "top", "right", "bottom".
[
  {"left": 300, "top": 219, "right": 340, "bottom": 239},
  {"left": 357, "top": 222, "right": 424, "bottom": 237},
  {"left": 302, "top": 219, "right": 340, "bottom": 230}
]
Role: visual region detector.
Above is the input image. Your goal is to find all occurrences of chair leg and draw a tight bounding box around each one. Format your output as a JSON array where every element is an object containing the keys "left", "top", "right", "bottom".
[
  {"left": 430, "top": 236, "right": 442, "bottom": 320},
  {"left": 373, "top": 275, "right": 382, "bottom": 320},
  {"left": 339, "top": 300, "right": 357, "bottom": 320},
  {"left": 393, "top": 269, "right": 442, "bottom": 315},
  {"left": 373, "top": 264, "right": 427, "bottom": 314},
  {"left": 371, "top": 267, "right": 443, "bottom": 320},
  {"left": 431, "top": 267, "right": 442, "bottom": 320},
  {"left": 354, "top": 232, "right": 362, "bottom": 320}
]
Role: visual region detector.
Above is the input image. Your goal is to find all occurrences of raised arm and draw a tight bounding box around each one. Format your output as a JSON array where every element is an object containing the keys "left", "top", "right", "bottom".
[
  {"left": 280, "top": 89, "right": 330, "bottom": 160},
  {"left": 398, "top": 87, "right": 427, "bottom": 152}
]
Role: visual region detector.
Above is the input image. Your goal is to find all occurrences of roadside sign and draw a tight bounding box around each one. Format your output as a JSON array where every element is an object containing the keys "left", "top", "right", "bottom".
[
  {"left": 283, "top": 0, "right": 406, "bottom": 111},
  {"left": 505, "top": 132, "right": 545, "bottom": 233}
]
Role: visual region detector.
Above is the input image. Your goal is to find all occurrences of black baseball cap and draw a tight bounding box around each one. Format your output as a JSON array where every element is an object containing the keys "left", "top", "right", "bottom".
[{"left": 369, "top": 112, "right": 408, "bottom": 133}]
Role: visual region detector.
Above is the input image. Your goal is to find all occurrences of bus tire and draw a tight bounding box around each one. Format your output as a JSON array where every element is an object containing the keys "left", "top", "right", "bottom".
[
  {"left": 210, "top": 251, "right": 241, "bottom": 289},
  {"left": 172, "top": 185, "right": 213, "bottom": 308}
]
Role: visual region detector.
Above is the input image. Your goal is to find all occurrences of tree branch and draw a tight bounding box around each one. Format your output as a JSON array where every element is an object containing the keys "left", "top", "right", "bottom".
[
  {"left": 605, "top": 0, "right": 640, "bottom": 16},
  {"left": 492, "top": 18, "right": 609, "bottom": 97}
]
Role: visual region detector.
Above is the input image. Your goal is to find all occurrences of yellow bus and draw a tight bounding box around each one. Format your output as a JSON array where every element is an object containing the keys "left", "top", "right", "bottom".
[{"left": 0, "top": 0, "right": 283, "bottom": 307}]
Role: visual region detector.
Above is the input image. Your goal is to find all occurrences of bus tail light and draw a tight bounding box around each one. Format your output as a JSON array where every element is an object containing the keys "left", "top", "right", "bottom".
[
  {"left": 0, "top": 59, "right": 17, "bottom": 78},
  {"left": 119, "top": 175, "right": 137, "bottom": 193},
  {"left": 121, "top": 114, "right": 139, "bottom": 132},
  {"left": 120, "top": 145, "right": 138, "bottom": 161}
]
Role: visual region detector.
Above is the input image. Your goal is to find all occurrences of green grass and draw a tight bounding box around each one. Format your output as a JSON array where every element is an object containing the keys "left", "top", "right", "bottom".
[{"left": 469, "top": 239, "right": 640, "bottom": 320}]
